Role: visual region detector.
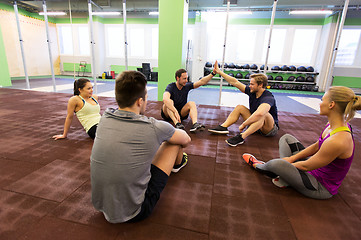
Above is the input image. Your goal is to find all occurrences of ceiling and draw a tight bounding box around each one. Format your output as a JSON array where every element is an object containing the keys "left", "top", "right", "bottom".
[{"left": 5, "top": 0, "right": 361, "bottom": 17}]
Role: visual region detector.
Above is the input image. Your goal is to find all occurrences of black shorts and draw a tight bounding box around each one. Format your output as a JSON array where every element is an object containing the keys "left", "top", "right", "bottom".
[
  {"left": 87, "top": 124, "right": 98, "bottom": 139},
  {"left": 127, "top": 164, "right": 168, "bottom": 223},
  {"left": 161, "top": 109, "right": 189, "bottom": 122}
]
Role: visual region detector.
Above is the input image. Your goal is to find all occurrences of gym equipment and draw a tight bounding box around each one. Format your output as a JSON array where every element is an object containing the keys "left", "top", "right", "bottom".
[
  {"left": 296, "top": 76, "right": 305, "bottom": 82},
  {"left": 250, "top": 64, "right": 258, "bottom": 70},
  {"left": 287, "top": 76, "right": 296, "bottom": 81},
  {"left": 312, "top": 86, "right": 319, "bottom": 92},
  {"left": 267, "top": 75, "right": 273, "bottom": 80},
  {"left": 288, "top": 65, "right": 296, "bottom": 71},
  {"left": 275, "top": 76, "right": 283, "bottom": 81},
  {"left": 205, "top": 62, "right": 212, "bottom": 67},
  {"left": 204, "top": 68, "right": 211, "bottom": 76},
  {"left": 228, "top": 72, "right": 234, "bottom": 77},
  {"left": 243, "top": 64, "right": 250, "bottom": 69},
  {"left": 297, "top": 66, "right": 307, "bottom": 72},
  {"left": 260, "top": 65, "right": 269, "bottom": 70},
  {"left": 78, "top": 61, "right": 87, "bottom": 77},
  {"left": 244, "top": 73, "right": 250, "bottom": 79},
  {"left": 223, "top": 63, "right": 229, "bottom": 68},
  {"left": 236, "top": 64, "right": 242, "bottom": 69},
  {"left": 271, "top": 65, "right": 280, "bottom": 72},
  {"left": 306, "top": 66, "right": 315, "bottom": 72},
  {"left": 281, "top": 65, "right": 289, "bottom": 71},
  {"left": 228, "top": 63, "right": 235, "bottom": 68},
  {"left": 235, "top": 72, "right": 243, "bottom": 79},
  {"left": 142, "top": 63, "right": 151, "bottom": 81},
  {"left": 306, "top": 76, "right": 315, "bottom": 82}
]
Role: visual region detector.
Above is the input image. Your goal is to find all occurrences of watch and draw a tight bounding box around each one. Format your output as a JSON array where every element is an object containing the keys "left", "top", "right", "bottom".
[{"left": 211, "top": 72, "right": 216, "bottom": 76}]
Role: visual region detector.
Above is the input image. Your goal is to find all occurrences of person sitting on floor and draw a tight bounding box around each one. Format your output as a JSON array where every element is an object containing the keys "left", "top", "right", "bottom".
[
  {"left": 161, "top": 67, "right": 216, "bottom": 132},
  {"left": 52, "top": 78, "right": 100, "bottom": 140},
  {"left": 91, "top": 71, "right": 191, "bottom": 223},
  {"left": 208, "top": 60, "right": 279, "bottom": 146},
  {"left": 242, "top": 86, "right": 361, "bottom": 199}
]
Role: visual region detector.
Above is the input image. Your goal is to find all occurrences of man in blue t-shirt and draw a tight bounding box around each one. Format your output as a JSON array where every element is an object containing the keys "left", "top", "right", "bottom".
[
  {"left": 162, "top": 68, "right": 216, "bottom": 132},
  {"left": 209, "top": 61, "right": 279, "bottom": 146}
]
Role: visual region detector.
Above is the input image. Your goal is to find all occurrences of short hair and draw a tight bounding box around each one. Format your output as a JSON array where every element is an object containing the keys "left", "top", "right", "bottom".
[
  {"left": 73, "top": 78, "right": 90, "bottom": 95},
  {"left": 115, "top": 71, "right": 147, "bottom": 108},
  {"left": 175, "top": 69, "right": 187, "bottom": 80},
  {"left": 328, "top": 86, "right": 361, "bottom": 122},
  {"left": 250, "top": 73, "right": 268, "bottom": 88}
]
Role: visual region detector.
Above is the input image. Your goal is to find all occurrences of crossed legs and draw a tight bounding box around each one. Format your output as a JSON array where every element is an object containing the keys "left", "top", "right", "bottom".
[{"left": 162, "top": 100, "right": 198, "bottom": 125}]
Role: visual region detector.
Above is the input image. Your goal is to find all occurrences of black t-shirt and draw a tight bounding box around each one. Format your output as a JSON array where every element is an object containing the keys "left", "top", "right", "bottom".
[
  {"left": 165, "top": 82, "right": 194, "bottom": 112},
  {"left": 245, "top": 86, "right": 279, "bottom": 127}
]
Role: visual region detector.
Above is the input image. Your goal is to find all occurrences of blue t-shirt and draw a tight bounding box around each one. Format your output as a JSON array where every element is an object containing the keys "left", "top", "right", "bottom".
[
  {"left": 245, "top": 86, "right": 279, "bottom": 127},
  {"left": 165, "top": 82, "right": 194, "bottom": 112}
]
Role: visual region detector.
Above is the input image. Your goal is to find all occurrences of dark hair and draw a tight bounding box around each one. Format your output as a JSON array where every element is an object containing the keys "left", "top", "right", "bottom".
[
  {"left": 250, "top": 73, "right": 268, "bottom": 88},
  {"left": 175, "top": 69, "right": 187, "bottom": 80},
  {"left": 115, "top": 71, "right": 147, "bottom": 108},
  {"left": 73, "top": 78, "right": 90, "bottom": 95}
]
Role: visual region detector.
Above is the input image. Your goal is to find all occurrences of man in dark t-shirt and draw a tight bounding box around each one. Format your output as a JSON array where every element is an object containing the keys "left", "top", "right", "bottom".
[
  {"left": 208, "top": 61, "right": 279, "bottom": 146},
  {"left": 162, "top": 68, "right": 216, "bottom": 132}
]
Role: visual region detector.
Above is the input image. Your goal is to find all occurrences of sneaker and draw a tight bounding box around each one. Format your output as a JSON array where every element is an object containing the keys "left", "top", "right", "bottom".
[
  {"left": 190, "top": 122, "right": 205, "bottom": 132},
  {"left": 208, "top": 125, "right": 229, "bottom": 134},
  {"left": 272, "top": 177, "right": 289, "bottom": 188},
  {"left": 242, "top": 153, "right": 265, "bottom": 168},
  {"left": 226, "top": 134, "right": 245, "bottom": 147},
  {"left": 172, "top": 152, "right": 188, "bottom": 173},
  {"left": 175, "top": 122, "right": 185, "bottom": 130}
]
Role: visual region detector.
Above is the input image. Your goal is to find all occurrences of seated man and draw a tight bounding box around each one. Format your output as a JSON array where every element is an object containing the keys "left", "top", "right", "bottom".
[
  {"left": 161, "top": 68, "right": 216, "bottom": 132},
  {"left": 91, "top": 71, "right": 191, "bottom": 223},
  {"left": 209, "top": 61, "right": 279, "bottom": 146}
]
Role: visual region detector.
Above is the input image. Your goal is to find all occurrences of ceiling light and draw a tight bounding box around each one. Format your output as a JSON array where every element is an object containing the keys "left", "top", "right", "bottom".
[
  {"left": 149, "top": 12, "right": 159, "bottom": 15},
  {"left": 289, "top": 10, "right": 333, "bottom": 15},
  {"left": 92, "top": 12, "right": 121, "bottom": 16},
  {"left": 39, "top": 12, "right": 67, "bottom": 16}
]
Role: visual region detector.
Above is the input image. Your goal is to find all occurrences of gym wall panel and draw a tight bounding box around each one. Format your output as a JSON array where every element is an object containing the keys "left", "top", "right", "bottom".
[
  {"left": 0, "top": 8, "right": 60, "bottom": 77},
  {"left": 0, "top": 24, "right": 11, "bottom": 87},
  {"left": 333, "top": 76, "right": 361, "bottom": 88},
  {"left": 63, "top": 62, "right": 92, "bottom": 72},
  {"left": 110, "top": 65, "right": 138, "bottom": 73}
]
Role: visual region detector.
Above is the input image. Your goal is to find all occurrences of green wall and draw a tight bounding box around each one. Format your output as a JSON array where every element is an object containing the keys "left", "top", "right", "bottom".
[
  {"left": 63, "top": 62, "right": 92, "bottom": 72},
  {"left": 333, "top": 76, "right": 361, "bottom": 88},
  {"left": 0, "top": 25, "right": 11, "bottom": 87}
]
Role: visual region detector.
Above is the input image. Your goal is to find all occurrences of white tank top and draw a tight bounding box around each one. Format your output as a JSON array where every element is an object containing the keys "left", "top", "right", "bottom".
[{"left": 75, "top": 95, "right": 101, "bottom": 132}]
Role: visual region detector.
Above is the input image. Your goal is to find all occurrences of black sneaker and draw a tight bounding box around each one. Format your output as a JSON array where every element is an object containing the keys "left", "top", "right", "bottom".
[
  {"left": 208, "top": 125, "right": 229, "bottom": 134},
  {"left": 190, "top": 122, "right": 205, "bottom": 132},
  {"left": 172, "top": 153, "right": 188, "bottom": 173},
  {"left": 175, "top": 122, "right": 185, "bottom": 130},
  {"left": 226, "top": 134, "right": 245, "bottom": 147}
]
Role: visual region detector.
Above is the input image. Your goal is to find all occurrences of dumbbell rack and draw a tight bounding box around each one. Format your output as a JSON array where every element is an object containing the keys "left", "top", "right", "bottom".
[{"left": 204, "top": 67, "right": 319, "bottom": 92}]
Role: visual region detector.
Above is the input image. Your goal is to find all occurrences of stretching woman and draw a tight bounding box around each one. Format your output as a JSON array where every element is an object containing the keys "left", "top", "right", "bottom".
[
  {"left": 52, "top": 78, "right": 101, "bottom": 140},
  {"left": 242, "top": 86, "right": 361, "bottom": 199}
]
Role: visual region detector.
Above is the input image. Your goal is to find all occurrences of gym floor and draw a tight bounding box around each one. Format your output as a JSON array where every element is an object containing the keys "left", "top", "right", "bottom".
[{"left": 1, "top": 77, "right": 361, "bottom": 240}]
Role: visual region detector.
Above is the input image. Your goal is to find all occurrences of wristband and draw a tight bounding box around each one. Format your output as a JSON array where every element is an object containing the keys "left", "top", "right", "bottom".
[{"left": 211, "top": 72, "right": 216, "bottom": 76}]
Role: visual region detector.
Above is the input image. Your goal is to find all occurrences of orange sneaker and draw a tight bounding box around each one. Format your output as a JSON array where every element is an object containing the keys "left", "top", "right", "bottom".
[{"left": 242, "top": 153, "right": 265, "bottom": 168}]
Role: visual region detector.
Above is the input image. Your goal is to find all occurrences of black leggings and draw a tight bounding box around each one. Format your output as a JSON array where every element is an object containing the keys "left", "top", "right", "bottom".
[{"left": 87, "top": 124, "right": 98, "bottom": 139}]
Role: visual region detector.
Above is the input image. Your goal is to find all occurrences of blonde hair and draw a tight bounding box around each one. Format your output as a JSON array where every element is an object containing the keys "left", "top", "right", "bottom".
[
  {"left": 328, "top": 86, "right": 361, "bottom": 122},
  {"left": 250, "top": 73, "right": 268, "bottom": 88}
]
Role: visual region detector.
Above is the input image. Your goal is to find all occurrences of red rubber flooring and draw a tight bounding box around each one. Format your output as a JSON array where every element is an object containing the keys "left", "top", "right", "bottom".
[{"left": 1, "top": 88, "right": 361, "bottom": 240}]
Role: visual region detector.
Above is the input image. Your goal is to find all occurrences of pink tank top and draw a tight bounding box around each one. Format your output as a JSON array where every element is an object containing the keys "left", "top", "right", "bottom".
[{"left": 309, "top": 123, "right": 354, "bottom": 195}]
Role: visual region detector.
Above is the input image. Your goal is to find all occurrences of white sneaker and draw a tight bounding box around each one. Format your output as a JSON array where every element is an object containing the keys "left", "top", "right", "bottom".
[{"left": 272, "top": 177, "right": 289, "bottom": 188}]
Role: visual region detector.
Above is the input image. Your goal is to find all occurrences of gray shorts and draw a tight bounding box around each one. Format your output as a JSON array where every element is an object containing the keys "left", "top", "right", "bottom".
[{"left": 258, "top": 123, "right": 279, "bottom": 137}]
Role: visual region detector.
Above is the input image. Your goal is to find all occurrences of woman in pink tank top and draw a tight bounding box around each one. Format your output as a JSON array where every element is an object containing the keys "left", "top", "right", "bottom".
[{"left": 243, "top": 86, "right": 361, "bottom": 199}]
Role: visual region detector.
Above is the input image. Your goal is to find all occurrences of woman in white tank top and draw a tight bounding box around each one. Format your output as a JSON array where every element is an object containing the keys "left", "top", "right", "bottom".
[{"left": 52, "top": 78, "right": 101, "bottom": 140}]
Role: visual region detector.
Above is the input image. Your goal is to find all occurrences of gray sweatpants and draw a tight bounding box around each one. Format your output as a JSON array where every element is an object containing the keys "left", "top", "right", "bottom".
[{"left": 256, "top": 134, "right": 332, "bottom": 199}]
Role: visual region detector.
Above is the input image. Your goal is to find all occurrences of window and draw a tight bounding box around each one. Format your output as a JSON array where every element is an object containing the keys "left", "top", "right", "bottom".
[
  {"left": 291, "top": 29, "right": 318, "bottom": 64},
  {"left": 78, "top": 26, "right": 90, "bottom": 55},
  {"left": 205, "top": 12, "right": 227, "bottom": 61},
  {"left": 151, "top": 28, "right": 158, "bottom": 58},
  {"left": 236, "top": 29, "right": 256, "bottom": 62},
  {"left": 262, "top": 28, "right": 287, "bottom": 63},
  {"left": 335, "top": 29, "right": 361, "bottom": 66},
  {"left": 106, "top": 25, "right": 124, "bottom": 57},
  {"left": 129, "top": 28, "right": 145, "bottom": 57},
  {"left": 58, "top": 26, "right": 73, "bottom": 55}
]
